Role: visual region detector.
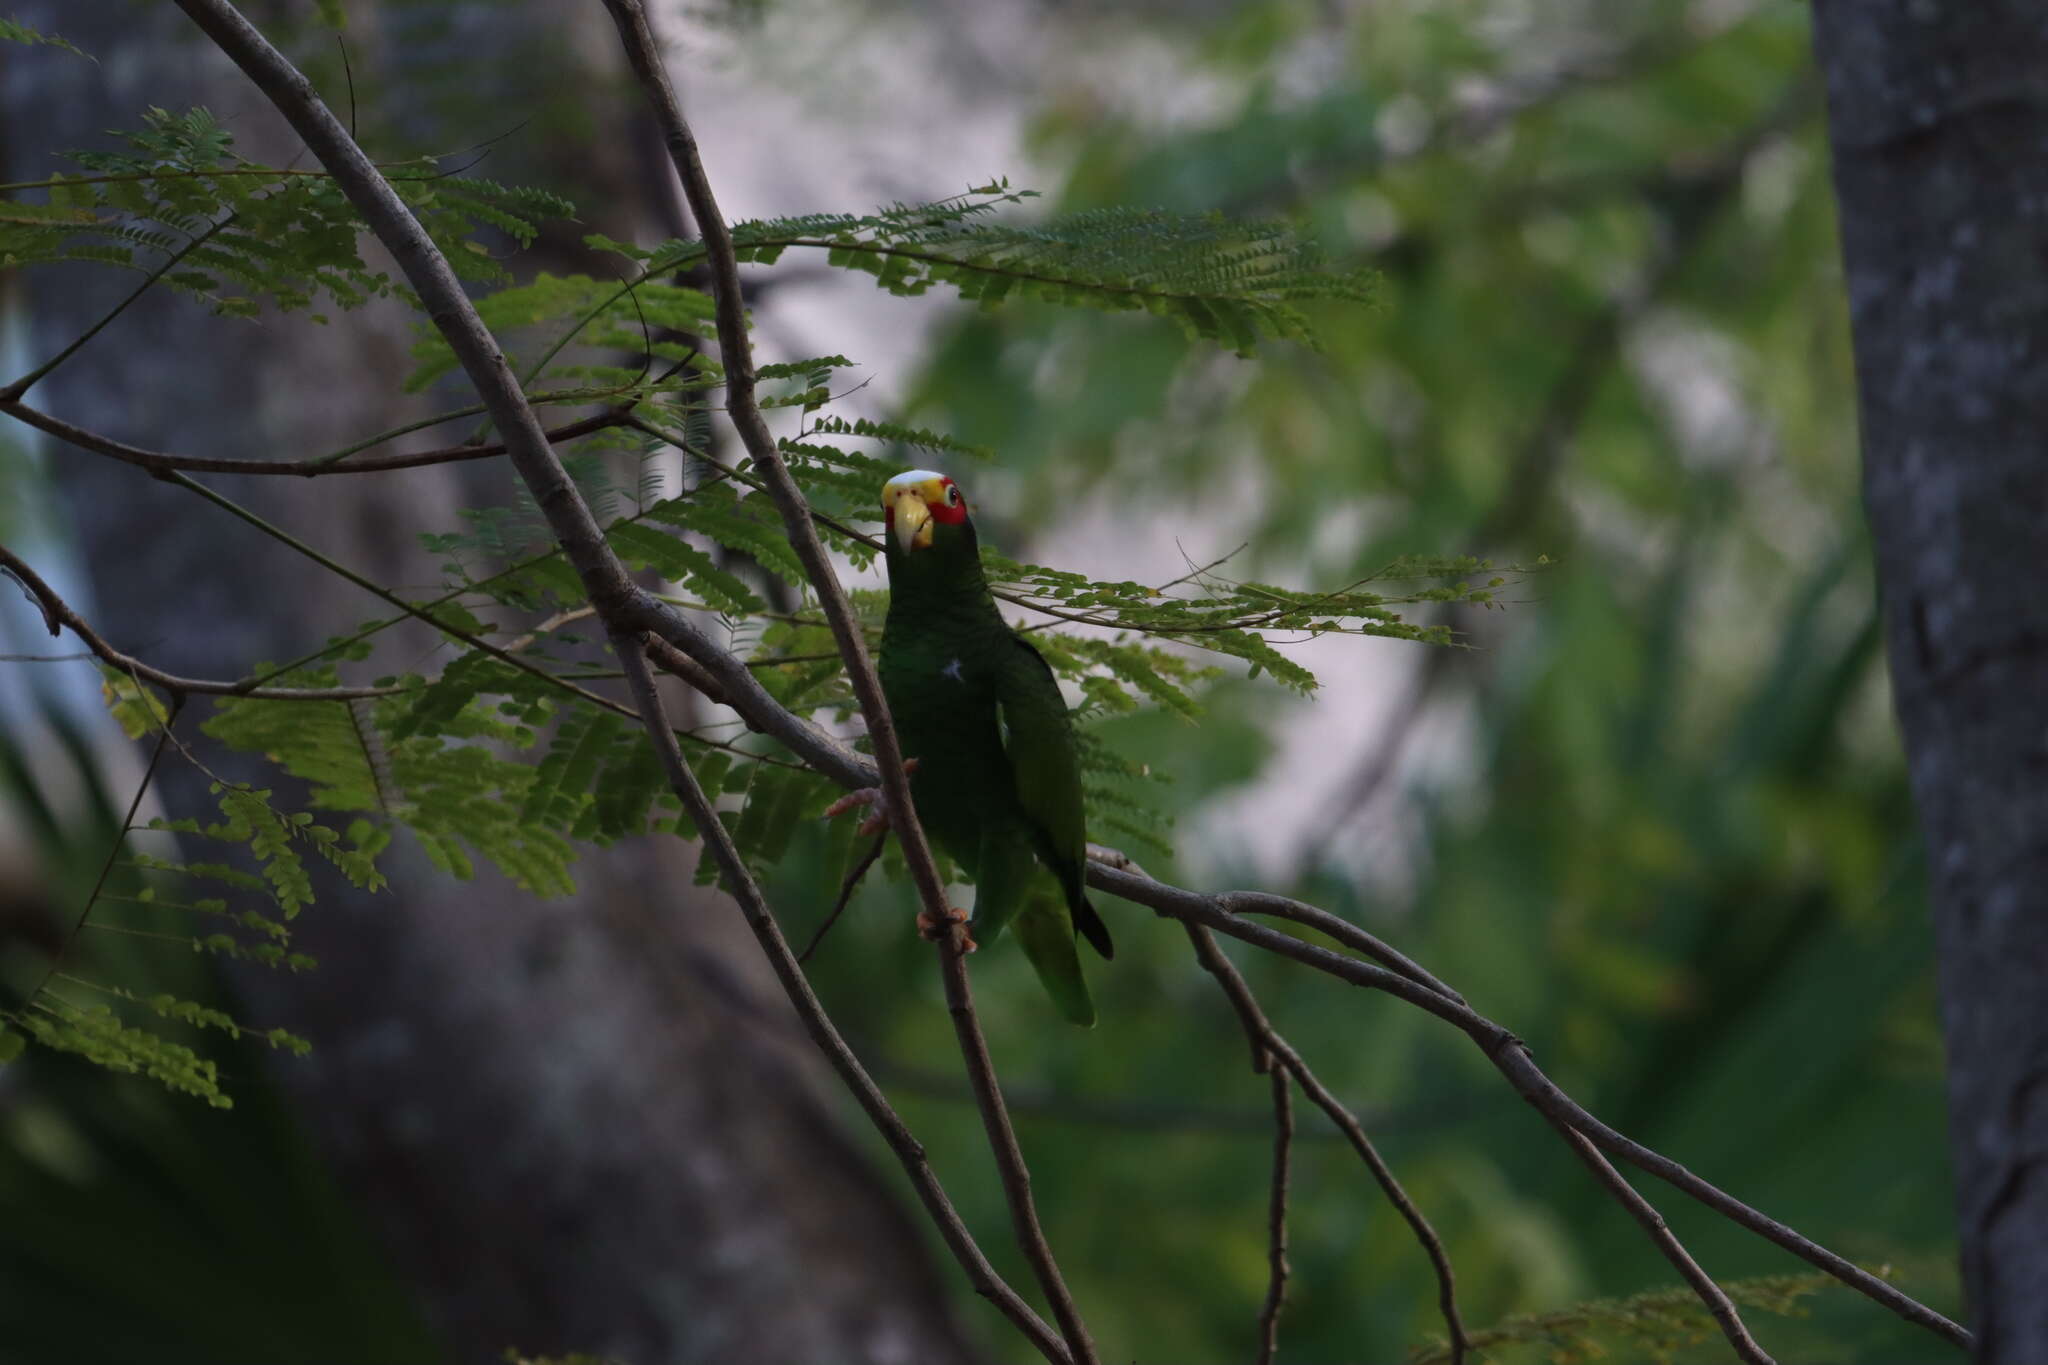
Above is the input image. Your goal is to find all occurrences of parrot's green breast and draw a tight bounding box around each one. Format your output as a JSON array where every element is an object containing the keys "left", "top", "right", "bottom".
[{"left": 878, "top": 502, "right": 1113, "bottom": 1026}]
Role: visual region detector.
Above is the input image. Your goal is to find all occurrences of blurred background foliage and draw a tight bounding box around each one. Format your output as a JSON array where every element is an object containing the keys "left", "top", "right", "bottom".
[{"left": 0, "top": 0, "right": 1956, "bottom": 1362}]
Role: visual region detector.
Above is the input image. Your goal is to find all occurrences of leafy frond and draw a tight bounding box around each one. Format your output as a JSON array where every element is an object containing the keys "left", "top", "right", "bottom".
[
  {"left": 0, "top": 18, "right": 89, "bottom": 57},
  {"left": 10, "top": 1000, "right": 233, "bottom": 1108},
  {"left": 720, "top": 181, "right": 1373, "bottom": 353},
  {"left": 1408, "top": 1272, "right": 1862, "bottom": 1365},
  {"left": 2, "top": 106, "right": 570, "bottom": 323}
]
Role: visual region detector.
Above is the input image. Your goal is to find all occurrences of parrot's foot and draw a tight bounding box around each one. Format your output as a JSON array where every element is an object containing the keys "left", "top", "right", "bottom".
[
  {"left": 822, "top": 758, "right": 922, "bottom": 837},
  {"left": 917, "top": 905, "right": 976, "bottom": 952}
]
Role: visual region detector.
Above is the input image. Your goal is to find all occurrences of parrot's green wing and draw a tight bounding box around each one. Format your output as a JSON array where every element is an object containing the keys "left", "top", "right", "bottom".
[{"left": 997, "top": 635, "right": 1115, "bottom": 961}]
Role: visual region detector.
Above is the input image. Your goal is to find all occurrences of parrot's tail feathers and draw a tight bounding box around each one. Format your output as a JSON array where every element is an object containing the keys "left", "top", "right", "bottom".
[
  {"left": 1017, "top": 905, "right": 1098, "bottom": 1027},
  {"left": 1075, "top": 897, "right": 1114, "bottom": 960}
]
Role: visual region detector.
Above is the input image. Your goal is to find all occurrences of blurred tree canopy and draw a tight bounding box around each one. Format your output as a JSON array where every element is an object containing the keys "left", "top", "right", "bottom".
[{"left": 0, "top": 1, "right": 1957, "bottom": 1363}]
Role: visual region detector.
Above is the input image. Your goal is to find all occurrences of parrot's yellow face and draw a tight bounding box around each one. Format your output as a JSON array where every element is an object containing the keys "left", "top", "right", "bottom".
[{"left": 880, "top": 469, "right": 967, "bottom": 553}]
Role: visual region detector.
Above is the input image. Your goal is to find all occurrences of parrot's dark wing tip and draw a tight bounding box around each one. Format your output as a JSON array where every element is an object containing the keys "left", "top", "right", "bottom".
[{"left": 1076, "top": 897, "right": 1115, "bottom": 960}]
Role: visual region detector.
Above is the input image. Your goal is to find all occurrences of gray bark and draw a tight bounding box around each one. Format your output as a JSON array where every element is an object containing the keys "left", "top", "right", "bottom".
[
  {"left": 3, "top": 4, "right": 979, "bottom": 1362},
  {"left": 1811, "top": 5, "right": 2048, "bottom": 1359}
]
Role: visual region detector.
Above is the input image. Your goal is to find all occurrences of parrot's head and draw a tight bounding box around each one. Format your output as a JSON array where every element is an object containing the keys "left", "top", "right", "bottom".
[{"left": 880, "top": 468, "right": 974, "bottom": 557}]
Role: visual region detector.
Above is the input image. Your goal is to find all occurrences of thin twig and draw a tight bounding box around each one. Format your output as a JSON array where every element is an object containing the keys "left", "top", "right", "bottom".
[
  {"left": 1187, "top": 924, "right": 1470, "bottom": 1362},
  {"left": 2, "top": 396, "right": 636, "bottom": 477},
  {"left": 1257, "top": 1065, "right": 1294, "bottom": 1365},
  {"left": 1547, "top": 1119, "right": 1776, "bottom": 1365},
  {"left": 610, "top": 630, "right": 1070, "bottom": 1363},
  {"left": 14, "top": 693, "right": 182, "bottom": 1015},
  {"left": 0, "top": 215, "right": 238, "bottom": 402},
  {"left": 798, "top": 833, "right": 885, "bottom": 964}
]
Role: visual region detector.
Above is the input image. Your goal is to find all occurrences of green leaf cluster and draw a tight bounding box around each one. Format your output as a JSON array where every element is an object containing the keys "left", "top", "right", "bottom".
[{"left": 3, "top": 106, "right": 570, "bottom": 320}]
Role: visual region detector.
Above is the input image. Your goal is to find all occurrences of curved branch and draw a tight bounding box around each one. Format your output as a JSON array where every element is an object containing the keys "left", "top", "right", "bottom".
[{"left": 2, "top": 396, "right": 635, "bottom": 477}]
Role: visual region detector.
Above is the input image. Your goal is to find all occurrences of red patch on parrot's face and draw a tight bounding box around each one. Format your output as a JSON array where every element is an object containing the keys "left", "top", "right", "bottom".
[{"left": 928, "top": 477, "right": 970, "bottom": 525}]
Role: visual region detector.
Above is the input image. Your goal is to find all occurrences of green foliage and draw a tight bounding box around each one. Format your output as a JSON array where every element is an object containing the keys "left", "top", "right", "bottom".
[
  {"left": 10, "top": 1001, "right": 231, "bottom": 1108},
  {"left": 0, "top": 16, "right": 88, "bottom": 57},
  {"left": 1410, "top": 1273, "right": 1850, "bottom": 1364},
  {"left": 724, "top": 182, "right": 1373, "bottom": 353},
  {"left": 2, "top": 106, "right": 570, "bottom": 319}
]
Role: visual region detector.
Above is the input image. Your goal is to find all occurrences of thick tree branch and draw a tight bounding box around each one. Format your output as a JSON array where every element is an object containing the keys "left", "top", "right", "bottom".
[
  {"left": 596, "top": 0, "right": 945, "bottom": 916},
  {"left": 935, "top": 936, "right": 1099, "bottom": 1364}
]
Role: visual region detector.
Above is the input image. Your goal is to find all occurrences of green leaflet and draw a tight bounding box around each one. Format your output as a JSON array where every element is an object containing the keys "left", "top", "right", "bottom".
[
  {"left": 0, "top": 18, "right": 88, "bottom": 57},
  {"left": 10, "top": 1003, "right": 233, "bottom": 1108}
]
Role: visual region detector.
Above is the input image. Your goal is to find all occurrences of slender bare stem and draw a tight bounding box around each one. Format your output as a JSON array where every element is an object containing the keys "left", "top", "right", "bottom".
[
  {"left": 13, "top": 693, "right": 182, "bottom": 1016},
  {"left": 1187, "top": 924, "right": 1470, "bottom": 1363},
  {"left": 1547, "top": 1119, "right": 1776, "bottom": 1365},
  {"left": 610, "top": 631, "right": 1071, "bottom": 1363},
  {"left": 0, "top": 215, "right": 237, "bottom": 402},
  {"left": 1257, "top": 1065, "right": 1294, "bottom": 1365},
  {"left": 2, "top": 396, "right": 636, "bottom": 477},
  {"left": 798, "top": 833, "right": 885, "bottom": 964}
]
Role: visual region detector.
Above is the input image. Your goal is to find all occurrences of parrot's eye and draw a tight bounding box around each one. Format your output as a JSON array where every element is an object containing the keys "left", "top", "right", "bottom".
[{"left": 945, "top": 484, "right": 961, "bottom": 506}]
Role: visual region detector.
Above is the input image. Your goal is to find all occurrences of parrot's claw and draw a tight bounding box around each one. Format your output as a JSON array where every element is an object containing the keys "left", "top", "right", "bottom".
[
  {"left": 917, "top": 905, "right": 976, "bottom": 952},
  {"left": 823, "top": 758, "right": 921, "bottom": 837}
]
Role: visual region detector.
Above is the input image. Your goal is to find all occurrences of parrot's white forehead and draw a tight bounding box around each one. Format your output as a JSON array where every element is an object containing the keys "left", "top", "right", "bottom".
[{"left": 884, "top": 468, "right": 948, "bottom": 492}]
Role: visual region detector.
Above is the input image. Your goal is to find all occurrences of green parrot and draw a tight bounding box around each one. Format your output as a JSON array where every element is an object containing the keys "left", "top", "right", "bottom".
[{"left": 869, "top": 468, "right": 1115, "bottom": 1025}]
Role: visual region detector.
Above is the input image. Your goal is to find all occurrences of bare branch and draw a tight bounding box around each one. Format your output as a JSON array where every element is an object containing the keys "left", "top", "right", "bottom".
[
  {"left": 0, "top": 543, "right": 372, "bottom": 700},
  {"left": 1257, "top": 1065, "right": 1293, "bottom": 1365},
  {"left": 1548, "top": 1120, "right": 1776, "bottom": 1365},
  {"left": 1, "top": 397, "right": 635, "bottom": 477},
  {"left": 935, "top": 935, "right": 1100, "bottom": 1364},
  {"left": 609, "top": 630, "right": 1071, "bottom": 1364},
  {"left": 1096, "top": 864, "right": 1972, "bottom": 1353},
  {"left": 798, "top": 833, "right": 885, "bottom": 964},
  {"left": 1188, "top": 924, "right": 1470, "bottom": 1362}
]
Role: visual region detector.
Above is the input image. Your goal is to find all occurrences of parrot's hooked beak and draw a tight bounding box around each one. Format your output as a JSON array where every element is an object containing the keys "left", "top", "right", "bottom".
[{"left": 888, "top": 484, "right": 935, "bottom": 552}]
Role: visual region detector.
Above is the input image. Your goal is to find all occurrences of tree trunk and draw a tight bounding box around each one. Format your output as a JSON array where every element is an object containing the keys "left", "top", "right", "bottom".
[
  {"left": 1811, "top": 5, "right": 2048, "bottom": 1359},
  {"left": 4, "top": 4, "right": 980, "bottom": 1361}
]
